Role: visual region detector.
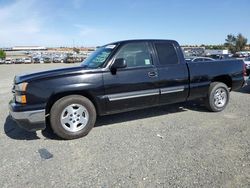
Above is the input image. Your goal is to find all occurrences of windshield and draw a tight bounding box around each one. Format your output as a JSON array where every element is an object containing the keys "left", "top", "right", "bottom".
[{"left": 81, "top": 45, "right": 116, "bottom": 68}]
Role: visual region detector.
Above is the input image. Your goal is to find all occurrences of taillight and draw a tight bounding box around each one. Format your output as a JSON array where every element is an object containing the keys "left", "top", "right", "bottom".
[{"left": 243, "top": 63, "right": 247, "bottom": 76}]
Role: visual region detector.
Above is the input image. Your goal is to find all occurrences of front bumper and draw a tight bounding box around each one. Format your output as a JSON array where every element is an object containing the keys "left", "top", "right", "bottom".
[{"left": 9, "top": 102, "right": 46, "bottom": 131}]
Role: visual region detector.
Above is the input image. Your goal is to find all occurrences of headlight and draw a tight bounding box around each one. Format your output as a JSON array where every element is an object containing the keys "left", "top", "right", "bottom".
[
  {"left": 15, "top": 82, "right": 28, "bottom": 92},
  {"left": 14, "top": 82, "right": 28, "bottom": 104}
]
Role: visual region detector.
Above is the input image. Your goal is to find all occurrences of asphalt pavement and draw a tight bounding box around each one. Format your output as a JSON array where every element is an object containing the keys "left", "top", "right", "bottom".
[{"left": 0, "top": 63, "right": 249, "bottom": 187}]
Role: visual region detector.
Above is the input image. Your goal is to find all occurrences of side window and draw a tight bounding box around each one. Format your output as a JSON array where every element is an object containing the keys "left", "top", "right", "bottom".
[
  {"left": 115, "top": 42, "right": 152, "bottom": 68},
  {"left": 155, "top": 42, "right": 179, "bottom": 65}
]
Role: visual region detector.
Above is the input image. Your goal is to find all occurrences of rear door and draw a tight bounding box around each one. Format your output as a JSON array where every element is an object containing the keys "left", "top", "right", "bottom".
[
  {"left": 103, "top": 42, "right": 159, "bottom": 114},
  {"left": 152, "top": 41, "right": 189, "bottom": 104}
]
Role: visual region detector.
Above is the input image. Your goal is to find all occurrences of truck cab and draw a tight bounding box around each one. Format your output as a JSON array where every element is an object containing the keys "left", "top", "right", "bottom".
[{"left": 101, "top": 40, "right": 189, "bottom": 113}]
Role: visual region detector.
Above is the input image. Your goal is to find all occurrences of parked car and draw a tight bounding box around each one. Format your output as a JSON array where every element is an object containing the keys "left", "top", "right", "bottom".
[
  {"left": 65, "top": 56, "right": 76, "bottom": 63},
  {"left": 0, "top": 59, "right": 5, "bottom": 64},
  {"left": 185, "top": 56, "right": 215, "bottom": 63},
  {"left": 15, "top": 58, "right": 24, "bottom": 64},
  {"left": 9, "top": 39, "right": 245, "bottom": 139},
  {"left": 43, "top": 57, "right": 52, "bottom": 63},
  {"left": 5, "top": 58, "right": 13, "bottom": 64},
  {"left": 53, "top": 57, "right": 64, "bottom": 63},
  {"left": 39, "top": 58, "right": 44, "bottom": 64},
  {"left": 75, "top": 57, "right": 84, "bottom": 62},
  {"left": 209, "top": 54, "right": 231, "bottom": 60},
  {"left": 244, "top": 57, "right": 250, "bottom": 76},
  {"left": 33, "top": 57, "right": 40, "bottom": 64},
  {"left": 24, "top": 58, "right": 32, "bottom": 64}
]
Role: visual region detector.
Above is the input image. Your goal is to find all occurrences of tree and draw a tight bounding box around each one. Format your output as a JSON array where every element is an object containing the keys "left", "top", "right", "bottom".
[
  {"left": 235, "top": 33, "right": 248, "bottom": 51},
  {"left": 224, "top": 34, "right": 236, "bottom": 53},
  {"left": 0, "top": 50, "right": 6, "bottom": 59},
  {"left": 224, "top": 33, "right": 248, "bottom": 53}
]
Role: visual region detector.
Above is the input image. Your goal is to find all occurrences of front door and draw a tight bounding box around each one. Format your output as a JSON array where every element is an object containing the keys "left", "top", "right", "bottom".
[{"left": 103, "top": 42, "right": 159, "bottom": 114}]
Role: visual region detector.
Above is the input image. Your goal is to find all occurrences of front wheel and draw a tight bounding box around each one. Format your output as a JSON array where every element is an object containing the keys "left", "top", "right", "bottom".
[
  {"left": 50, "top": 95, "right": 96, "bottom": 139},
  {"left": 205, "top": 82, "right": 230, "bottom": 112}
]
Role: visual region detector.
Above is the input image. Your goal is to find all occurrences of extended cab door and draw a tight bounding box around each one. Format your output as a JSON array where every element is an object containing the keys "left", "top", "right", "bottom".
[
  {"left": 103, "top": 42, "right": 159, "bottom": 114},
  {"left": 152, "top": 41, "right": 189, "bottom": 104}
]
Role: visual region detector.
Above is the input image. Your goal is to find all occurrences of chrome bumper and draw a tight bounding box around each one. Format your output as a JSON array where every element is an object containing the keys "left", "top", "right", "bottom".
[
  {"left": 9, "top": 109, "right": 45, "bottom": 123},
  {"left": 9, "top": 108, "right": 46, "bottom": 131}
]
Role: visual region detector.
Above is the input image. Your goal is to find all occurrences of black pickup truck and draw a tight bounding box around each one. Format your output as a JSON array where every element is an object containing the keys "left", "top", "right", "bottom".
[{"left": 9, "top": 40, "right": 245, "bottom": 139}]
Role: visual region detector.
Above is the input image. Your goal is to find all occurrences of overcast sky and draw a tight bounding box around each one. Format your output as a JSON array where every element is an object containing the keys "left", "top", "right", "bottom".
[{"left": 0, "top": 0, "right": 249, "bottom": 47}]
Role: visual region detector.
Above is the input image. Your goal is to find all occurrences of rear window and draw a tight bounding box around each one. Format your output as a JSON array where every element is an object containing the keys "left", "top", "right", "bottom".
[{"left": 155, "top": 42, "right": 179, "bottom": 65}]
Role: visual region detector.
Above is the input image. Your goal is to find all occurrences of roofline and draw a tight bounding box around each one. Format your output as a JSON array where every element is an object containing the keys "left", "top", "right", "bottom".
[{"left": 104, "top": 39, "right": 178, "bottom": 46}]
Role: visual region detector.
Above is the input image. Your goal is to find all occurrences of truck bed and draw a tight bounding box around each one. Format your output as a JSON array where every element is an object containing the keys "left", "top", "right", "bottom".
[{"left": 187, "top": 59, "right": 245, "bottom": 100}]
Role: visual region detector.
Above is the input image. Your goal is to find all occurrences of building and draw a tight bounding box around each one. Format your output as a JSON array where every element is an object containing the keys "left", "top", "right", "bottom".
[
  {"left": 11, "top": 46, "right": 47, "bottom": 51},
  {"left": 205, "top": 49, "right": 229, "bottom": 56},
  {"left": 244, "top": 45, "right": 250, "bottom": 50}
]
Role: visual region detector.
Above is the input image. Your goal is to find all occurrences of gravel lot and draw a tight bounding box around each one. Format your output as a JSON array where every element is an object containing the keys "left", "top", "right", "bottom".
[{"left": 0, "top": 63, "right": 250, "bottom": 187}]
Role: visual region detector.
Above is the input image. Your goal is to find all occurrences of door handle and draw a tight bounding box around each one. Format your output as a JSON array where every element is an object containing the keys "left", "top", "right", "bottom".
[{"left": 148, "top": 71, "right": 158, "bottom": 78}]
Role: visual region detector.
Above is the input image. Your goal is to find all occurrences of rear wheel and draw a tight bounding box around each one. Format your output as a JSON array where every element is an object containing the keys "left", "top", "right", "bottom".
[
  {"left": 205, "top": 82, "right": 229, "bottom": 112},
  {"left": 50, "top": 95, "right": 96, "bottom": 139}
]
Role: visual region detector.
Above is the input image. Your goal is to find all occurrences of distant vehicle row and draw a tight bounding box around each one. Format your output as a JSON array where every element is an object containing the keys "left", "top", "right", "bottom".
[{"left": 0, "top": 56, "right": 86, "bottom": 64}]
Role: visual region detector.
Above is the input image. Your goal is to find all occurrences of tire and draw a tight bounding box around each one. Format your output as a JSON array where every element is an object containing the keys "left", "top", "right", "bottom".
[
  {"left": 50, "top": 95, "right": 96, "bottom": 139},
  {"left": 205, "top": 82, "right": 229, "bottom": 112}
]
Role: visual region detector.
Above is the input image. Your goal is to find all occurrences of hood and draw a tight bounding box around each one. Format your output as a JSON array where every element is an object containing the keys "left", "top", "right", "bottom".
[{"left": 15, "top": 66, "right": 93, "bottom": 84}]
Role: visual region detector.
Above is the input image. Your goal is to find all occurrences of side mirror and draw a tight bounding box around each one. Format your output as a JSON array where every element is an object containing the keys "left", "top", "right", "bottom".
[{"left": 110, "top": 58, "right": 127, "bottom": 74}]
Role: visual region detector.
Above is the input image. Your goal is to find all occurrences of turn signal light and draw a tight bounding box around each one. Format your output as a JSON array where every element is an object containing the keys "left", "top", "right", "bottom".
[{"left": 16, "top": 95, "right": 27, "bottom": 104}]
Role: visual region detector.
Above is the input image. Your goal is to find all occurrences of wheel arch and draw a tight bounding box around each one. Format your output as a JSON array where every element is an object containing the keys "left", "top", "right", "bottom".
[
  {"left": 211, "top": 75, "right": 232, "bottom": 90},
  {"left": 45, "top": 90, "right": 100, "bottom": 116}
]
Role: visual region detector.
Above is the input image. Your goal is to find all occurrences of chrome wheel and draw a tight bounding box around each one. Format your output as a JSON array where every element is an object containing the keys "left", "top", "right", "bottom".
[
  {"left": 213, "top": 88, "right": 227, "bottom": 108},
  {"left": 60, "top": 104, "right": 89, "bottom": 132}
]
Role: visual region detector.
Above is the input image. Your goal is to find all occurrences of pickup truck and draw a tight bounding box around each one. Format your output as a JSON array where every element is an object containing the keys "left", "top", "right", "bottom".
[{"left": 9, "top": 40, "right": 245, "bottom": 139}]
